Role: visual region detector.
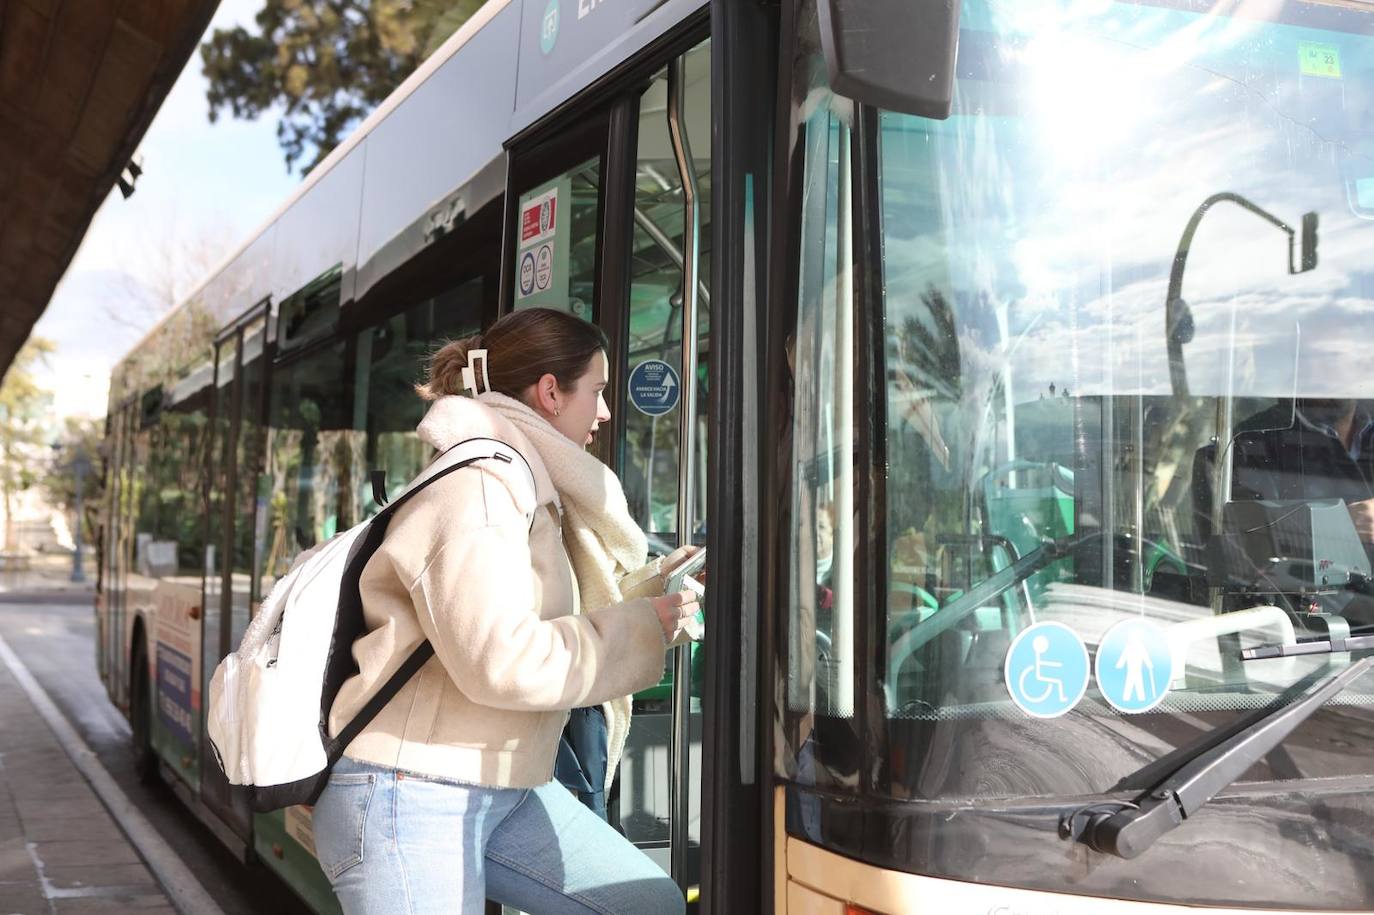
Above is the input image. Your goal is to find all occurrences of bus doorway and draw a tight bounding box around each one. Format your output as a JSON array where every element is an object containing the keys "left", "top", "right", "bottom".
[
  {"left": 608, "top": 42, "right": 711, "bottom": 898},
  {"left": 502, "top": 34, "right": 712, "bottom": 903},
  {"left": 199, "top": 305, "right": 270, "bottom": 842}
]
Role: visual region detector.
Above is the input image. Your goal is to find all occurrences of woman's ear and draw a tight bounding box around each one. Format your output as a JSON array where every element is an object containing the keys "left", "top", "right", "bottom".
[{"left": 534, "top": 372, "right": 561, "bottom": 417}]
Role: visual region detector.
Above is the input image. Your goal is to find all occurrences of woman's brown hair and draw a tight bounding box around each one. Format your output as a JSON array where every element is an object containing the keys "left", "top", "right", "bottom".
[{"left": 417, "top": 307, "right": 610, "bottom": 401}]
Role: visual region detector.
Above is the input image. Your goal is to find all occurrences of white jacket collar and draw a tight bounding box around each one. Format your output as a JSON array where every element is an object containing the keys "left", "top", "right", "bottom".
[{"left": 416, "top": 395, "right": 559, "bottom": 510}]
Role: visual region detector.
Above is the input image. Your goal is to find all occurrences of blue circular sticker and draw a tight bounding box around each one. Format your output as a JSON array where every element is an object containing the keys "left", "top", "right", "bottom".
[
  {"left": 540, "top": 0, "right": 560, "bottom": 55},
  {"left": 628, "top": 359, "right": 680, "bottom": 417},
  {"left": 1004, "top": 622, "right": 1090, "bottom": 719},
  {"left": 1094, "top": 619, "right": 1172, "bottom": 713}
]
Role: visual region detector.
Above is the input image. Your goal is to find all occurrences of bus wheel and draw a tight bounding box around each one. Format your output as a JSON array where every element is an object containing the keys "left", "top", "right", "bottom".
[{"left": 130, "top": 640, "right": 159, "bottom": 785}]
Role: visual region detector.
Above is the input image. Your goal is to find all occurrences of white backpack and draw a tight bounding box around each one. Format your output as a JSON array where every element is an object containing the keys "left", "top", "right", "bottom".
[{"left": 206, "top": 437, "right": 536, "bottom": 812}]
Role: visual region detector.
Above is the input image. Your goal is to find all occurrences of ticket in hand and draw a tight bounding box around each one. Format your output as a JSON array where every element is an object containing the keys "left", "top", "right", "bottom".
[
  {"left": 664, "top": 548, "right": 706, "bottom": 596},
  {"left": 665, "top": 549, "right": 706, "bottom": 640}
]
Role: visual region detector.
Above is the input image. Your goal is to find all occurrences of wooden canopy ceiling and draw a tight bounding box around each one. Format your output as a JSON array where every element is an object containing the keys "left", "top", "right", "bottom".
[{"left": 0, "top": 0, "right": 221, "bottom": 382}]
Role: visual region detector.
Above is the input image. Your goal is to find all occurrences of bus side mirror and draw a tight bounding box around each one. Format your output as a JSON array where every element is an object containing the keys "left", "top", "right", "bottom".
[
  {"left": 817, "top": 0, "right": 961, "bottom": 121},
  {"left": 1301, "top": 211, "right": 1319, "bottom": 273}
]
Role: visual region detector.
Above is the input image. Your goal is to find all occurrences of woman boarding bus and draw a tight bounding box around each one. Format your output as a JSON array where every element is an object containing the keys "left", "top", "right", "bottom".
[
  {"left": 99, "top": 0, "right": 1374, "bottom": 911},
  {"left": 313, "top": 308, "right": 697, "bottom": 913}
]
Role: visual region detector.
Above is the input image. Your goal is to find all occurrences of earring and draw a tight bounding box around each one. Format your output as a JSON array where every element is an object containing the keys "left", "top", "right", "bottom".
[{"left": 555, "top": 408, "right": 561, "bottom": 416}]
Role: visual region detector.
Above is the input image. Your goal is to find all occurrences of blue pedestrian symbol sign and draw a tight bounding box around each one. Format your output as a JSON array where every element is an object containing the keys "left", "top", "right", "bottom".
[
  {"left": 628, "top": 359, "right": 680, "bottom": 417},
  {"left": 1095, "top": 619, "right": 1172, "bottom": 714},
  {"left": 1004, "top": 622, "right": 1089, "bottom": 719}
]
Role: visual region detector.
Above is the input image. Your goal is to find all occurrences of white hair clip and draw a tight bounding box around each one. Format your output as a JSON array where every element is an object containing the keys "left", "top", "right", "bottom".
[{"left": 462, "top": 348, "right": 490, "bottom": 397}]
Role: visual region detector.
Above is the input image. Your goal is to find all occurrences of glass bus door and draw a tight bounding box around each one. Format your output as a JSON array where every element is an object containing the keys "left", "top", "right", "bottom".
[
  {"left": 200, "top": 306, "right": 270, "bottom": 839},
  {"left": 504, "top": 36, "right": 712, "bottom": 902},
  {"left": 101, "top": 399, "right": 138, "bottom": 708},
  {"left": 613, "top": 42, "right": 711, "bottom": 898}
]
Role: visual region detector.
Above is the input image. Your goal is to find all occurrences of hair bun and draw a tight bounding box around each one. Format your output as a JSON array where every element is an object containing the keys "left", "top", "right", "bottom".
[
  {"left": 412, "top": 307, "right": 609, "bottom": 406},
  {"left": 416, "top": 334, "right": 482, "bottom": 401}
]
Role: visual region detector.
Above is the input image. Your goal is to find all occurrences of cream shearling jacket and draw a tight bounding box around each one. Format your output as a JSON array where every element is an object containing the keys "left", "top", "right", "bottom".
[{"left": 327, "top": 396, "right": 669, "bottom": 788}]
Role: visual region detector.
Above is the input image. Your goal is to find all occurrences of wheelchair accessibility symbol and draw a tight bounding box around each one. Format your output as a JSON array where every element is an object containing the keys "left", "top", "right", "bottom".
[
  {"left": 1004, "top": 622, "right": 1089, "bottom": 718},
  {"left": 1095, "top": 619, "right": 1172, "bottom": 713}
]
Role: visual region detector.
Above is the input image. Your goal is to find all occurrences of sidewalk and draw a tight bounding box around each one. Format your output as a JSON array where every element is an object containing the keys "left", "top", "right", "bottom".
[
  {"left": 0, "top": 652, "right": 173, "bottom": 913},
  {"left": 0, "top": 552, "right": 95, "bottom": 597}
]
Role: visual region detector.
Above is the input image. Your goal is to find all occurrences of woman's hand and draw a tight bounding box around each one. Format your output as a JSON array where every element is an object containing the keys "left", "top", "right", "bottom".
[{"left": 651, "top": 590, "right": 700, "bottom": 645}]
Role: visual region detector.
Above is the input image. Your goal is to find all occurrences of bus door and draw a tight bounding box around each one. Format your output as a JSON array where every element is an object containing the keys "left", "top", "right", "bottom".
[
  {"left": 101, "top": 398, "right": 138, "bottom": 706},
  {"left": 100, "top": 398, "right": 131, "bottom": 697},
  {"left": 199, "top": 303, "right": 271, "bottom": 839},
  {"left": 610, "top": 43, "right": 712, "bottom": 898},
  {"left": 502, "top": 35, "right": 712, "bottom": 899}
]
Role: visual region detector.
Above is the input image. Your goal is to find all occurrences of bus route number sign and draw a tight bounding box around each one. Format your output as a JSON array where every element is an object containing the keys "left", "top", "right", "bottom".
[{"left": 1299, "top": 42, "right": 1341, "bottom": 79}]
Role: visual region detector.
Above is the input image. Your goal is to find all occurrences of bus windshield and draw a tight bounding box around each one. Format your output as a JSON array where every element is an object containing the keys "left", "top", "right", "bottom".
[{"left": 788, "top": 0, "right": 1374, "bottom": 800}]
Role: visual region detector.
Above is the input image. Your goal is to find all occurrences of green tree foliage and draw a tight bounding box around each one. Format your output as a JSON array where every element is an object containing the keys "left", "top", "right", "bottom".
[
  {"left": 0, "top": 338, "right": 55, "bottom": 552},
  {"left": 201, "top": 0, "right": 486, "bottom": 173},
  {"left": 43, "top": 417, "right": 104, "bottom": 550}
]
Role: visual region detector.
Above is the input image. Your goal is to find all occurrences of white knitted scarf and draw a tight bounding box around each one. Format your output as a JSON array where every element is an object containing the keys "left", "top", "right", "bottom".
[{"left": 480, "top": 392, "right": 646, "bottom": 792}]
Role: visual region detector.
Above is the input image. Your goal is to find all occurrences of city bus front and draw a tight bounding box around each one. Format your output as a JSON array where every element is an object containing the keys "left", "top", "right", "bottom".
[{"left": 773, "top": 0, "right": 1374, "bottom": 910}]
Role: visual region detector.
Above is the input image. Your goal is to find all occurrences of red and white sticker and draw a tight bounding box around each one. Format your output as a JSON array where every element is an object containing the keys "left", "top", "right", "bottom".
[{"left": 520, "top": 188, "right": 558, "bottom": 246}]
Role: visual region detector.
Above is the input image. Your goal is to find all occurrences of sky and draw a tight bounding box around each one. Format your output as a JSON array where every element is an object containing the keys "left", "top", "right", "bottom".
[{"left": 32, "top": 0, "right": 297, "bottom": 421}]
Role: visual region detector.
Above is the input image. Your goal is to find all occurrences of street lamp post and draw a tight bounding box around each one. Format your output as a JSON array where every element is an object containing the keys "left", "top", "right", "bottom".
[
  {"left": 1161, "top": 192, "right": 1320, "bottom": 641},
  {"left": 69, "top": 450, "right": 90, "bottom": 583},
  {"left": 1165, "top": 192, "right": 1319, "bottom": 398},
  {"left": 51, "top": 442, "right": 91, "bottom": 583}
]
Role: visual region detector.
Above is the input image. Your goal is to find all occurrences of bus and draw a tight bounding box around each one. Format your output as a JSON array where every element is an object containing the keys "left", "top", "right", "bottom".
[{"left": 97, "top": 0, "right": 1374, "bottom": 911}]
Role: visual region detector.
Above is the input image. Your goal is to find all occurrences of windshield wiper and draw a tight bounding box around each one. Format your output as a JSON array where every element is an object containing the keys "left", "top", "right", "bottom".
[{"left": 1063, "top": 654, "right": 1374, "bottom": 859}]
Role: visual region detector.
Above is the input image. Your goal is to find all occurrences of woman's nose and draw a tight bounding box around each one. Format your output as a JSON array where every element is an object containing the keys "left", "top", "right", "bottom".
[{"left": 597, "top": 394, "right": 611, "bottom": 422}]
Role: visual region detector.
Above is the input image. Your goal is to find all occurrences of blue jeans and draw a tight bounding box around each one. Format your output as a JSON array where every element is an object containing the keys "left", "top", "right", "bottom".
[{"left": 312, "top": 757, "right": 684, "bottom": 915}]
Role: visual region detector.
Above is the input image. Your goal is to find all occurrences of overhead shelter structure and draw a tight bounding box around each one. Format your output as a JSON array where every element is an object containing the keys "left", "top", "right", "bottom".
[{"left": 0, "top": 0, "right": 220, "bottom": 380}]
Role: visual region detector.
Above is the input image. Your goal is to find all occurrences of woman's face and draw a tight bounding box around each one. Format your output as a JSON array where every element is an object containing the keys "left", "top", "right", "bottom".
[{"left": 551, "top": 350, "right": 612, "bottom": 447}]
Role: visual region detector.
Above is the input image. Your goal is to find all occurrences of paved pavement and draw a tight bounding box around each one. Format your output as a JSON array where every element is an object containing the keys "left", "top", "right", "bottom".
[
  {"left": 0, "top": 553, "right": 302, "bottom": 915},
  {"left": 0, "top": 653, "right": 173, "bottom": 914},
  {"left": 0, "top": 552, "right": 93, "bottom": 597}
]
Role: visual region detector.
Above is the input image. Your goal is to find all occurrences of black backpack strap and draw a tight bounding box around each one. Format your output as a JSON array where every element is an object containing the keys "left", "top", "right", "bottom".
[
  {"left": 375, "top": 437, "right": 537, "bottom": 525},
  {"left": 328, "top": 641, "right": 435, "bottom": 759}
]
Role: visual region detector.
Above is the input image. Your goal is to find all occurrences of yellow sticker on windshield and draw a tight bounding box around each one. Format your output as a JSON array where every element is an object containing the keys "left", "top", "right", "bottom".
[{"left": 1299, "top": 42, "right": 1342, "bottom": 79}]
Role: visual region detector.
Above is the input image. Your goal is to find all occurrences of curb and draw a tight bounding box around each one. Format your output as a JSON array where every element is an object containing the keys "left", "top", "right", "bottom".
[{"left": 0, "top": 632, "right": 227, "bottom": 915}]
